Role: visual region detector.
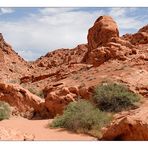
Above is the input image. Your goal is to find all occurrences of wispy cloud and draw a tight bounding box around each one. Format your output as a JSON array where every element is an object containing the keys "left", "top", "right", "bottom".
[
  {"left": 109, "top": 8, "right": 127, "bottom": 17},
  {"left": 108, "top": 8, "right": 142, "bottom": 30},
  {"left": 39, "top": 8, "right": 80, "bottom": 15},
  {"left": 0, "top": 8, "right": 14, "bottom": 15}
]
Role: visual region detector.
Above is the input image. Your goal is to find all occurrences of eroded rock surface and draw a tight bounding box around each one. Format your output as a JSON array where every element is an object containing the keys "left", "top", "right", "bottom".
[
  {"left": 0, "top": 33, "right": 31, "bottom": 83},
  {"left": 0, "top": 82, "right": 43, "bottom": 118},
  {"left": 101, "top": 104, "right": 148, "bottom": 140},
  {"left": 44, "top": 84, "right": 93, "bottom": 117},
  {"left": 86, "top": 16, "right": 141, "bottom": 66},
  {"left": 87, "top": 16, "right": 119, "bottom": 50}
]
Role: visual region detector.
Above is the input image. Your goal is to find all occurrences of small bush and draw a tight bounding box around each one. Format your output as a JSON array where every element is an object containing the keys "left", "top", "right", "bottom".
[
  {"left": 0, "top": 101, "right": 11, "bottom": 121},
  {"left": 28, "top": 87, "right": 44, "bottom": 98},
  {"left": 28, "top": 87, "right": 37, "bottom": 94},
  {"left": 8, "top": 79, "right": 20, "bottom": 84},
  {"left": 50, "top": 100, "right": 112, "bottom": 137},
  {"left": 36, "top": 91, "right": 44, "bottom": 98},
  {"left": 93, "top": 82, "right": 140, "bottom": 112}
]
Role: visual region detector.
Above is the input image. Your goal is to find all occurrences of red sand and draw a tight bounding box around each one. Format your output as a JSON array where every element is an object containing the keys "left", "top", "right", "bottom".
[{"left": 0, "top": 117, "right": 96, "bottom": 141}]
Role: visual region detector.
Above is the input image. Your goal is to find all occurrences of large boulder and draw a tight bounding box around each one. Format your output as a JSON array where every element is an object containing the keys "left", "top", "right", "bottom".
[
  {"left": 0, "top": 82, "right": 43, "bottom": 118},
  {"left": 44, "top": 85, "right": 94, "bottom": 117},
  {"left": 101, "top": 105, "right": 148, "bottom": 140},
  {"left": 44, "top": 86, "right": 77, "bottom": 117},
  {"left": 87, "top": 16, "right": 119, "bottom": 50},
  {"left": 85, "top": 16, "right": 138, "bottom": 66}
]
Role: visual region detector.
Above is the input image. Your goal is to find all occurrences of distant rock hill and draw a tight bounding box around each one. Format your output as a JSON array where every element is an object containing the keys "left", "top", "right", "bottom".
[{"left": 0, "top": 33, "right": 31, "bottom": 82}]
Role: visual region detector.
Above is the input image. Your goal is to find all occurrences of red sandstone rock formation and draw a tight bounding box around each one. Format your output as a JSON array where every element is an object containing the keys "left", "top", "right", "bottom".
[
  {"left": 122, "top": 24, "right": 148, "bottom": 45},
  {"left": 35, "top": 44, "right": 88, "bottom": 69},
  {"left": 44, "top": 84, "right": 94, "bottom": 117},
  {"left": 87, "top": 16, "right": 119, "bottom": 50},
  {"left": 0, "top": 82, "right": 43, "bottom": 118},
  {"left": 101, "top": 104, "right": 148, "bottom": 140},
  {"left": 0, "top": 33, "right": 31, "bottom": 82},
  {"left": 85, "top": 16, "right": 143, "bottom": 66}
]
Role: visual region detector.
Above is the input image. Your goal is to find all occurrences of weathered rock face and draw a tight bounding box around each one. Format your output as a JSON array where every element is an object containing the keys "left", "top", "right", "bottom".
[
  {"left": 101, "top": 105, "right": 148, "bottom": 140},
  {"left": 0, "top": 33, "right": 31, "bottom": 83},
  {"left": 86, "top": 37, "right": 137, "bottom": 67},
  {"left": 0, "top": 125, "right": 34, "bottom": 140},
  {"left": 44, "top": 85, "right": 94, "bottom": 117},
  {"left": 20, "top": 70, "right": 61, "bottom": 84},
  {"left": 85, "top": 16, "right": 139, "bottom": 66},
  {"left": 138, "top": 24, "right": 148, "bottom": 33},
  {"left": 0, "top": 82, "right": 43, "bottom": 118},
  {"left": 0, "top": 34, "right": 5, "bottom": 63},
  {"left": 0, "top": 34, "right": 6, "bottom": 63},
  {"left": 0, "top": 49, "right": 4, "bottom": 63},
  {"left": 35, "top": 44, "right": 88, "bottom": 69},
  {"left": 44, "top": 86, "right": 77, "bottom": 117},
  {"left": 86, "top": 18, "right": 147, "bottom": 67},
  {"left": 130, "top": 32, "right": 148, "bottom": 45},
  {"left": 87, "top": 16, "right": 119, "bottom": 50},
  {"left": 122, "top": 24, "right": 148, "bottom": 45},
  {"left": 0, "top": 33, "right": 26, "bottom": 64}
]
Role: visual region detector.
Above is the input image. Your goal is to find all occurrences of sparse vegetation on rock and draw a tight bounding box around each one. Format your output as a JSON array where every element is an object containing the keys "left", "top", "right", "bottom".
[
  {"left": 28, "top": 87, "right": 44, "bottom": 98},
  {"left": 0, "top": 101, "right": 11, "bottom": 121},
  {"left": 50, "top": 100, "right": 112, "bottom": 138},
  {"left": 0, "top": 82, "right": 43, "bottom": 119},
  {"left": 8, "top": 79, "right": 20, "bottom": 84},
  {"left": 93, "top": 82, "right": 140, "bottom": 112}
]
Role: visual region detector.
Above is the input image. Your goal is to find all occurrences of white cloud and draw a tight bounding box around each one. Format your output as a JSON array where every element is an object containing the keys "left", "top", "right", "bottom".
[
  {"left": 108, "top": 8, "right": 143, "bottom": 35},
  {"left": 39, "top": 8, "right": 80, "bottom": 15},
  {"left": 0, "top": 8, "right": 14, "bottom": 15},
  {"left": 109, "top": 8, "right": 127, "bottom": 17}
]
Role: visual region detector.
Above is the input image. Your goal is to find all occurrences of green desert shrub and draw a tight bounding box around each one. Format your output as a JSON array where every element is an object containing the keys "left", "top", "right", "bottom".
[
  {"left": 93, "top": 82, "right": 140, "bottom": 112},
  {"left": 36, "top": 90, "right": 44, "bottom": 98},
  {"left": 8, "top": 79, "right": 20, "bottom": 84},
  {"left": 50, "top": 100, "right": 112, "bottom": 137},
  {"left": 0, "top": 101, "right": 11, "bottom": 121},
  {"left": 28, "top": 87, "right": 38, "bottom": 95},
  {"left": 28, "top": 87, "right": 44, "bottom": 98}
]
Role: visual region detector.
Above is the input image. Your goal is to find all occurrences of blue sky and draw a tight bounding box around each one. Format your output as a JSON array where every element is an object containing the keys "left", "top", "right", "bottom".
[{"left": 0, "top": 7, "right": 147, "bottom": 61}]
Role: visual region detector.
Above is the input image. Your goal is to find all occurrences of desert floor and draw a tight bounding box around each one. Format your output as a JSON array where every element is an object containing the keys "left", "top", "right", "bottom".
[{"left": 0, "top": 117, "right": 96, "bottom": 141}]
